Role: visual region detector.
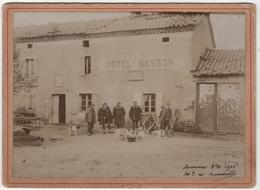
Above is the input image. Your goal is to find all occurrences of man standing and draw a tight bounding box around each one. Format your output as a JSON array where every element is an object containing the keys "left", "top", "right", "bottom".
[
  {"left": 113, "top": 102, "right": 125, "bottom": 129},
  {"left": 85, "top": 103, "right": 96, "bottom": 136},
  {"left": 162, "top": 102, "right": 173, "bottom": 136},
  {"left": 129, "top": 101, "right": 142, "bottom": 131},
  {"left": 98, "top": 103, "right": 113, "bottom": 134}
]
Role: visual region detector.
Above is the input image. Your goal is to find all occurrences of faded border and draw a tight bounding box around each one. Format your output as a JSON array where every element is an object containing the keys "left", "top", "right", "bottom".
[{"left": 2, "top": 3, "right": 256, "bottom": 188}]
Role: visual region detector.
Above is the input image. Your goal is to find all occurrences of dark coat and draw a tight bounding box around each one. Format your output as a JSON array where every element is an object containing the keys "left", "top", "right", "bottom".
[
  {"left": 113, "top": 106, "right": 125, "bottom": 126},
  {"left": 98, "top": 107, "right": 113, "bottom": 124},
  {"left": 162, "top": 107, "right": 173, "bottom": 121},
  {"left": 85, "top": 107, "right": 96, "bottom": 123},
  {"left": 129, "top": 106, "right": 142, "bottom": 121}
]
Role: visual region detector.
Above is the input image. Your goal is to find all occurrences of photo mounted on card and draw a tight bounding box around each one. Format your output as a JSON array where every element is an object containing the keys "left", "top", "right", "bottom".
[{"left": 2, "top": 3, "right": 255, "bottom": 188}]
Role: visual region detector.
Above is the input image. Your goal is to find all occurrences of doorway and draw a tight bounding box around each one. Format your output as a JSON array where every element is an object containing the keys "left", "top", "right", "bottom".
[
  {"left": 196, "top": 83, "right": 241, "bottom": 134},
  {"left": 52, "top": 94, "right": 66, "bottom": 124},
  {"left": 197, "top": 83, "right": 217, "bottom": 133}
]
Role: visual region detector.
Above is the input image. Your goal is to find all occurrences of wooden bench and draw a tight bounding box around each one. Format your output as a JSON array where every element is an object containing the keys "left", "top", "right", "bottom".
[{"left": 13, "top": 116, "right": 41, "bottom": 127}]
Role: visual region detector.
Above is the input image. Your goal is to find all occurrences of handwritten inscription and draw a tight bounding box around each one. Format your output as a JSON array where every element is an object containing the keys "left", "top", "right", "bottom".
[
  {"left": 104, "top": 58, "right": 174, "bottom": 70},
  {"left": 182, "top": 162, "right": 239, "bottom": 177}
]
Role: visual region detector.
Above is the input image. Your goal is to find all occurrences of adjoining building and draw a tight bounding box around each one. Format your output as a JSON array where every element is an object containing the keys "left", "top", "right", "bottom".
[
  {"left": 14, "top": 12, "right": 245, "bottom": 134},
  {"left": 191, "top": 48, "right": 245, "bottom": 134}
]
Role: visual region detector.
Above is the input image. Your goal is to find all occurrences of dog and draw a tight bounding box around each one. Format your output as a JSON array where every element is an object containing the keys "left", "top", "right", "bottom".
[
  {"left": 115, "top": 128, "right": 132, "bottom": 141},
  {"left": 136, "top": 130, "right": 145, "bottom": 141},
  {"left": 152, "top": 130, "right": 166, "bottom": 137},
  {"left": 68, "top": 125, "right": 80, "bottom": 136}
]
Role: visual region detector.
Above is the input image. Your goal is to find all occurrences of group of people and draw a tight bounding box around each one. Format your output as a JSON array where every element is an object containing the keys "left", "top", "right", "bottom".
[
  {"left": 84, "top": 101, "right": 142, "bottom": 136},
  {"left": 143, "top": 102, "right": 173, "bottom": 135},
  {"left": 84, "top": 100, "right": 173, "bottom": 136}
]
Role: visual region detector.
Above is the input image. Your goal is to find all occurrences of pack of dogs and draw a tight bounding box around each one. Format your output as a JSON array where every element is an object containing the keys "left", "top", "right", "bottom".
[
  {"left": 68, "top": 124, "right": 168, "bottom": 141},
  {"left": 68, "top": 121, "right": 170, "bottom": 142},
  {"left": 114, "top": 127, "right": 168, "bottom": 142},
  {"left": 114, "top": 128, "right": 146, "bottom": 142}
]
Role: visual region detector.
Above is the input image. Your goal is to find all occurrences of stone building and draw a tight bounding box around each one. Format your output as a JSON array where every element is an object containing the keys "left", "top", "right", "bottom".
[{"left": 13, "top": 13, "right": 245, "bottom": 134}]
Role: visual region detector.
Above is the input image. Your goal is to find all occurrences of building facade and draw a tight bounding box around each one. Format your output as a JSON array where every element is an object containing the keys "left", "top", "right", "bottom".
[{"left": 14, "top": 13, "right": 245, "bottom": 134}]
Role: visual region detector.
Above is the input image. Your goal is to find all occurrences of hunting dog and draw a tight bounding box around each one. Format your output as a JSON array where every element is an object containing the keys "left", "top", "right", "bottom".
[
  {"left": 135, "top": 127, "right": 146, "bottom": 141},
  {"left": 115, "top": 128, "right": 132, "bottom": 141},
  {"left": 68, "top": 125, "right": 80, "bottom": 136}
]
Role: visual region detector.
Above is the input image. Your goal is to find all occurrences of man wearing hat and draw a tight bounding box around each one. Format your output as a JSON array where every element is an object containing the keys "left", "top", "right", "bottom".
[
  {"left": 162, "top": 102, "right": 173, "bottom": 136},
  {"left": 85, "top": 103, "right": 96, "bottom": 136},
  {"left": 129, "top": 101, "right": 142, "bottom": 131},
  {"left": 113, "top": 102, "right": 126, "bottom": 129},
  {"left": 98, "top": 103, "right": 113, "bottom": 134}
]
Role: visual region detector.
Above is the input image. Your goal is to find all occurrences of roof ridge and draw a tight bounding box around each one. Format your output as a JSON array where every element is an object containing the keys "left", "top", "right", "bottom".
[{"left": 15, "top": 13, "right": 204, "bottom": 40}]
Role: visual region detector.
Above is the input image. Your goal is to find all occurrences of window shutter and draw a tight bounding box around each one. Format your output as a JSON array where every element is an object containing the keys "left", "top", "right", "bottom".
[
  {"left": 21, "top": 60, "right": 27, "bottom": 77},
  {"left": 156, "top": 93, "right": 163, "bottom": 117},
  {"left": 133, "top": 92, "right": 142, "bottom": 108},
  {"left": 92, "top": 93, "right": 100, "bottom": 109},
  {"left": 78, "top": 56, "right": 85, "bottom": 76},
  {"left": 76, "top": 94, "right": 81, "bottom": 112},
  {"left": 34, "top": 58, "right": 41, "bottom": 77},
  {"left": 92, "top": 59, "right": 98, "bottom": 76}
]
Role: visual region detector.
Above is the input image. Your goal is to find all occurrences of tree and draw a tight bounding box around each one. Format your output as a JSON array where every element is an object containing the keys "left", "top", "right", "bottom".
[{"left": 13, "top": 48, "right": 38, "bottom": 94}]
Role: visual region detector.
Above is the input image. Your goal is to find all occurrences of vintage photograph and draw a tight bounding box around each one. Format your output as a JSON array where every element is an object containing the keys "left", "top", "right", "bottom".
[{"left": 5, "top": 4, "right": 255, "bottom": 187}]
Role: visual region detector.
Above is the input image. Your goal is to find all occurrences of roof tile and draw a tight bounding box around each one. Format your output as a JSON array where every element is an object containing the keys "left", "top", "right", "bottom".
[
  {"left": 15, "top": 13, "right": 205, "bottom": 42},
  {"left": 191, "top": 48, "right": 245, "bottom": 76}
]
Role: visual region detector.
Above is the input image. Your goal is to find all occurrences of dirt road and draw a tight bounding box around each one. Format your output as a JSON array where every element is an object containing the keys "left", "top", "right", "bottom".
[{"left": 13, "top": 126, "right": 245, "bottom": 179}]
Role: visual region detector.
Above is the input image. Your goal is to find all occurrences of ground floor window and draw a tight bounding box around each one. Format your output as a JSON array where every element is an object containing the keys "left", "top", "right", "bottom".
[
  {"left": 143, "top": 93, "right": 156, "bottom": 113},
  {"left": 79, "top": 93, "right": 92, "bottom": 111}
]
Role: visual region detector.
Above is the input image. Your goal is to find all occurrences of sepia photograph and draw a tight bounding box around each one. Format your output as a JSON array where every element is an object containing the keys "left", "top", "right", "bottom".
[{"left": 2, "top": 3, "right": 255, "bottom": 188}]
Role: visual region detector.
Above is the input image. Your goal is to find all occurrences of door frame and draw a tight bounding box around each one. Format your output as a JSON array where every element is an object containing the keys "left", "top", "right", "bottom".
[
  {"left": 195, "top": 82, "right": 218, "bottom": 133},
  {"left": 51, "top": 94, "right": 66, "bottom": 124},
  {"left": 195, "top": 81, "right": 242, "bottom": 134}
]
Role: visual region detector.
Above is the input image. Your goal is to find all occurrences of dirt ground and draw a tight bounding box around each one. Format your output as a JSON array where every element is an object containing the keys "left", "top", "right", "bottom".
[{"left": 13, "top": 125, "right": 245, "bottom": 179}]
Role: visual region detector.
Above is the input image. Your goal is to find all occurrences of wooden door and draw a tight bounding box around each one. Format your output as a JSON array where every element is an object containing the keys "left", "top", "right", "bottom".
[
  {"left": 197, "top": 83, "right": 217, "bottom": 133},
  {"left": 59, "top": 94, "right": 66, "bottom": 123},
  {"left": 52, "top": 94, "right": 66, "bottom": 124}
]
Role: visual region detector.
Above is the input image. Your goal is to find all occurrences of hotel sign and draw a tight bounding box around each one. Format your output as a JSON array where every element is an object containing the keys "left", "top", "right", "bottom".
[{"left": 103, "top": 58, "right": 174, "bottom": 70}]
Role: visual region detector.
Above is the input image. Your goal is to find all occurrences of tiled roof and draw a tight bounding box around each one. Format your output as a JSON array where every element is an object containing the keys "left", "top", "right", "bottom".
[
  {"left": 15, "top": 13, "right": 205, "bottom": 43},
  {"left": 191, "top": 48, "right": 245, "bottom": 76}
]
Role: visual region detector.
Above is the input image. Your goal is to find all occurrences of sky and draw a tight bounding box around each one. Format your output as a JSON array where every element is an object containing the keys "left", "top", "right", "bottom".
[{"left": 13, "top": 12, "right": 245, "bottom": 49}]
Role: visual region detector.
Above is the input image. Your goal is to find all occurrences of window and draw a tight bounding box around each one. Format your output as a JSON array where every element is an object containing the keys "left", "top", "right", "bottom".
[
  {"left": 79, "top": 94, "right": 92, "bottom": 111},
  {"left": 143, "top": 93, "right": 156, "bottom": 113},
  {"left": 27, "top": 44, "right": 33, "bottom": 49},
  {"left": 83, "top": 40, "right": 89, "bottom": 47},
  {"left": 84, "top": 56, "right": 91, "bottom": 74},
  {"left": 162, "top": 37, "right": 170, "bottom": 42},
  {"left": 25, "top": 59, "right": 34, "bottom": 76}
]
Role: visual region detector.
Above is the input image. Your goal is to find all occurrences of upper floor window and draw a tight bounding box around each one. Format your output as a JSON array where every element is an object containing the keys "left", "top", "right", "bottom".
[
  {"left": 25, "top": 58, "right": 34, "bottom": 76},
  {"left": 83, "top": 40, "right": 89, "bottom": 47},
  {"left": 162, "top": 37, "right": 170, "bottom": 42},
  {"left": 79, "top": 93, "right": 92, "bottom": 111},
  {"left": 143, "top": 93, "right": 156, "bottom": 113},
  {"left": 27, "top": 44, "right": 33, "bottom": 49},
  {"left": 84, "top": 56, "right": 91, "bottom": 75}
]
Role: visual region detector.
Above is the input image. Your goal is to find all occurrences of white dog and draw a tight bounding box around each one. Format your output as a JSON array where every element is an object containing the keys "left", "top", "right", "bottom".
[
  {"left": 152, "top": 130, "right": 165, "bottom": 137},
  {"left": 136, "top": 130, "right": 145, "bottom": 141},
  {"left": 115, "top": 128, "right": 132, "bottom": 141},
  {"left": 68, "top": 125, "right": 79, "bottom": 136}
]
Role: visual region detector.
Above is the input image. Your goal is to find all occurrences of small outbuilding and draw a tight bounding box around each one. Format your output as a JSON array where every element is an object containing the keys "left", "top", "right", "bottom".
[{"left": 191, "top": 48, "right": 245, "bottom": 134}]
